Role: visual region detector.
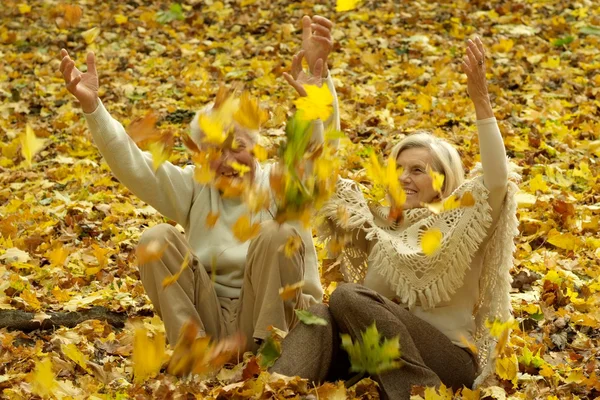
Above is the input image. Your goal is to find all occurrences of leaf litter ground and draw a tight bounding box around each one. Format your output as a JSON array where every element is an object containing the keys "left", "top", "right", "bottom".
[{"left": 1, "top": 0, "right": 600, "bottom": 398}]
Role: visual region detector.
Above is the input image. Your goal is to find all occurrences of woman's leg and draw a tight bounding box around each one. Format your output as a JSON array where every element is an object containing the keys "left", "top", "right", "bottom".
[
  {"left": 270, "top": 303, "right": 347, "bottom": 383},
  {"left": 137, "top": 223, "right": 224, "bottom": 345},
  {"left": 237, "top": 220, "right": 315, "bottom": 352},
  {"left": 329, "top": 284, "right": 476, "bottom": 399}
]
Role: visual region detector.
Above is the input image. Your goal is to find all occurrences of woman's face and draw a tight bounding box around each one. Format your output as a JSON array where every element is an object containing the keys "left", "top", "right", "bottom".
[{"left": 396, "top": 147, "right": 441, "bottom": 209}]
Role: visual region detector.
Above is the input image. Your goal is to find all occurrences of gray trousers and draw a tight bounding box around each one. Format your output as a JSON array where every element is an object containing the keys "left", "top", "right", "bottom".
[{"left": 272, "top": 283, "right": 477, "bottom": 399}]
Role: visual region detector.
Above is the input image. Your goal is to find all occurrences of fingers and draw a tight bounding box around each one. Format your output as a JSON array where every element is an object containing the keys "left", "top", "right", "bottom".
[
  {"left": 466, "top": 47, "right": 478, "bottom": 69},
  {"left": 311, "top": 35, "right": 333, "bottom": 48},
  {"left": 475, "top": 37, "right": 485, "bottom": 58},
  {"left": 60, "top": 48, "right": 69, "bottom": 59},
  {"left": 313, "top": 58, "right": 324, "bottom": 78},
  {"left": 461, "top": 59, "right": 471, "bottom": 75},
  {"left": 63, "top": 58, "right": 75, "bottom": 83},
  {"left": 467, "top": 39, "right": 482, "bottom": 63},
  {"left": 283, "top": 72, "right": 307, "bottom": 97},
  {"left": 312, "top": 15, "right": 333, "bottom": 30},
  {"left": 59, "top": 55, "right": 70, "bottom": 74},
  {"left": 291, "top": 50, "right": 305, "bottom": 79},
  {"left": 301, "top": 15, "right": 311, "bottom": 42},
  {"left": 66, "top": 74, "right": 81, "bottom": 92},
  {"left": 311, "top": 23, "right": 331, "bottom": 39},
  {"left": 86, "top": 51, "right": 97, "bottom": 76}
]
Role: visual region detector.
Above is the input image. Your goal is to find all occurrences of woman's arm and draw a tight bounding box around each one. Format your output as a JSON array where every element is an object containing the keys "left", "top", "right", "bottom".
[
  {"left": 462, "top": 38, "right": 508, "bottom": 227},
  {"left": 60, "top": 50, "right": 196, "bottom": 226}
]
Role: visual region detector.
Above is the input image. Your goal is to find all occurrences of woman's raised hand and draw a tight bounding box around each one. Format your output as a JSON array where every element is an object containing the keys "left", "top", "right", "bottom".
[
  {"left": 283, "top": 50, "right": 325, "bottom": 97},
  {"left": 461, "top": 37, "right": 494, "bottom": 120},
  {"left": 59, "top": 49, "right": 99, "bottom": 114},
  {"left": 301, "top": 15, "right": 333, "bottom": 78}
]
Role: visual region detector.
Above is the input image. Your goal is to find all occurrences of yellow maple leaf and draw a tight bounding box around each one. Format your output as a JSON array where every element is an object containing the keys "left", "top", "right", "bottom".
[
  {"left": 194, "top": 163, "right": 216, "bottom": 184},
  {"left": 233, "top": 91, "right": 268, "bottom": 130},
  {"left": 421, "top": 228, "right": 442, "bottom": 256},
  {"left": 416, "top": 93, "right": 432, "bottom": 112},
  {"left": 148, "top": 140, "right": 171, "bottom": 172},
  {"left": 47, "top": 246, "right": 69, "bottom": 267},
  {"left": 205, "top": 212, "right": 220, "bottom": 228},
  {"left": 495, "top": 354, "right": 518, "bottom": 385},
  {"left": 20, "top": 125, "right": 45, "bottom": 167},
  {"left": 162, "top": 252, "right": 190, "bottom": 288},
  {"left": 132, "top": 325, "right": 166, "bottom": 383},
  {"left": 61, "top": 343, "right": 91, "bottom": 373},
  {"left": 28, "top": 358, "right": 57, "bottom": 397},
  {"left": 199, "top": 114, "right": 226, "bottom": 145},
  {"left": 20, "top": 289, "right": 41, "bottom": 311},
  {"left": 547, "top": 229, "right": 583, "bottom": 251},
  {"left": 232, "top": 215, "right": 261, "bottom": 242},
  {"left": 428, "top": 167, "right": 445, "bottom": 194},
  {"left": 51, "top": 286, "right": 71, "bottom": 302},
  {"left": 279, "top": 234, "right": 303, "bottom": 258},
  {"left": 279, "top": 280, "right": 305, "bottom": 300},
  {"left": 230, "top": 161, "right": 251, "bottom": 176},
  {"left": 114, "top": 14, "right": 128, "bottom": 24},
  {"left": 18, "top": 3, "right": 32, "bottom": 14},
  {"left": 91, "top": 243, "right": 111, "bottom": 268},
  {"left": 294, "top": 84, "right": 333, "bottom": 121},
  {"left": 81, "top": 27, "right": 101, "bottom": 44},
  {"left": 336, "top": 0, "right": 361, "bottom": 12},
  {"left": 539, "top": 363, "right": 554, "bottom": 378},
  {"left": 529, "top": 174, "right": 549, "bottom": 193}
]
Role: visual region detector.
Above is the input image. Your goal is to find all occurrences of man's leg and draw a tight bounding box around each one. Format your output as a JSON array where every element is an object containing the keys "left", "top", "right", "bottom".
[{"left": 137, "top": 223, "right": 224, "bottom": 345}]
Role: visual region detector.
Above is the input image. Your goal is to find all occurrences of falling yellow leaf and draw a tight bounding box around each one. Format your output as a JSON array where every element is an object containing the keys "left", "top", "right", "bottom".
[
  {"left": 279, "top": 234, "right": 303, "bottom": 258},
  {"left": 336, "top": 0, "right": 361, "bottom": 12},
  {"left": 443, "top": 194, "right": 461, "bottom": 211},
  {"left": 132, "top": 325, "right": 166, "bottom": 383},
  {"left": 428, "top": 168, "right": 445, "bottom": 194},
  {"left": 387, "top": 158, "right": 406, "bottom": 209},
  {"left": 460, "top": 191, "right": 476, "bottom": 207},
  {"left": 233, "top": 91, "right": 268, "bottom": 130},
  {"left": 81, "top": 27, "right": 101, "bottom": 44},
  {"left": 114, "top": 14, "right": 128, "bottom": 24},
  {"left": 137, "top": 239, "right": 168, "bottom": 265},
  {"left": 232, "top": 215, "right": 261, "bottom": 242},
  {"left": 279, "top": 280, "right": 305, "bottom": 300},
  {"left": 148, "top": 140, "right": 171, "bottom": 172},
  {"left": 199, "top": 114, "right": 226, "bottom": 145},
  {"left": 162, "top": 252, "right": 191, "bottom": 288},
  {"left": 294, "top": 84, "right": 333, "bottom": 121},
  {"left": 252, "top": 144, "right": 268, "bottom": 161},
  {"left": 20, "top": 125, "right": 45, "bottom": 167},
  {"left": 205, "top": 212, "right": 220, "bottom": 228},
  {"left": 28, "top": 358, "right": 57, "bottom": 397},
  {"left": 194, "top": 163, "right": 216, "bottom": 184},
  {"left": 126, "top": 112, "right": 160, "bottom": 143},
  {"left": 230, "top": 161, "right": 251, "bottom": 176},
  {"left": 421, "top": 228, "right": 442, "bottom": 256},
  {"left": 459, "top": 335, "right": 479, "bottom": 356},
  {"left": 61, "top": 343, "right": 92, "bottom": 373},
  {"left": 18, "top": 3, "right": 32, "bottom": 14},
  {"left": 529, "top": 174, "right": 549, "bottom": 193}
]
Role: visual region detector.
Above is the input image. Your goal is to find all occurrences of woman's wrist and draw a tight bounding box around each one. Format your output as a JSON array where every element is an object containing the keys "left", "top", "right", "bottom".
[
  {"left": 473, "top": 97, "right": 494, "bottom": 120},
  {"left": 81, "top": 97, "right": 99, "bottom": 114}
]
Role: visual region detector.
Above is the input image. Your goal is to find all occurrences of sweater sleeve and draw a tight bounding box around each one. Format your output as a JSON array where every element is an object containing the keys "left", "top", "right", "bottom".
[
  {"left": 477, "top": 117, "right": 508, "bottom": 228},
  {"left": 84, "top": 101, "right": 197, "bottom": 226}
]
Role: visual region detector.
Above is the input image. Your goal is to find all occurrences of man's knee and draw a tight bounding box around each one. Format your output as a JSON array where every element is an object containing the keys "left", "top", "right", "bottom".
[
  {"left": 329, "top": 283, "right": 364, "bottom": 312},
  {"left": 137, "top": 223, "right": 180, "bottom": 250}
]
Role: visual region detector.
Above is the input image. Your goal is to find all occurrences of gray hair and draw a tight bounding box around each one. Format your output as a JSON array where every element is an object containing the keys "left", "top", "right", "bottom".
[{"left": 390, "top": 131, "right": 464, "bottom": 198}]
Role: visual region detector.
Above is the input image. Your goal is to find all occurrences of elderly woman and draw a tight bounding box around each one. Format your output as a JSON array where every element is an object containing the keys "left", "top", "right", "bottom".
[
  {"left": 273, "top": 38, "right": 519, "bottom": 398},
  {"left": 58, "top": 15, "right": 340, "bottom": 349}
]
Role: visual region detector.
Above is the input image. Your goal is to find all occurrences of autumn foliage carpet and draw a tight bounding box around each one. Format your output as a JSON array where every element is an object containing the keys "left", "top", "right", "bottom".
[{"left": 1, "top": 0, "right": 600, "bottom": 398}]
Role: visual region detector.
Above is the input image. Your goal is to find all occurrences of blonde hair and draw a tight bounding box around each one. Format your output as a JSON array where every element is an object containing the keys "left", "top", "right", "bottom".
[
  {"left": 189, "top": 102, "right": 259, "bottom": 148},
  {"left": 390, "top": 131, "right": 465, "bottom": 198}
]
